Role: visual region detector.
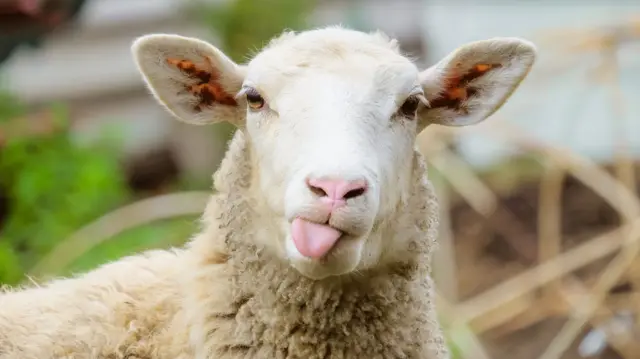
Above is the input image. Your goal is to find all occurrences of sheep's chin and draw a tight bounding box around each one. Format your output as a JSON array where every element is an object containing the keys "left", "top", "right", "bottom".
[{"left": 285, "top": 234, "right": 365, "bottom": 280}]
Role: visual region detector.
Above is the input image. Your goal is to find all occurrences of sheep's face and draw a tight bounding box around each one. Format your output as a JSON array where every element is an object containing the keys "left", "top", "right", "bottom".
[{"left": 133, "top": 27, "right": 536, "bottom": 280}]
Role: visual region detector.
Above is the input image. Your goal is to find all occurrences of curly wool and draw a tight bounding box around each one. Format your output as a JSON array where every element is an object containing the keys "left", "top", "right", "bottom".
[{"left": 0, "top": 130, "right": 448, "bottom": 359}]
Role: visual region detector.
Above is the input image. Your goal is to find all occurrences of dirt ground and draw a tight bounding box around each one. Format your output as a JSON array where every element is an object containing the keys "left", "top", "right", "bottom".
[{"left": 449, "top": 163, "right": 640, "bottom": 359}]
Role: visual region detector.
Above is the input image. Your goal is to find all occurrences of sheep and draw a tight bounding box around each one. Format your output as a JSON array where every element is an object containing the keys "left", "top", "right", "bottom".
[{"left": 0, "top": 25, "right": 536, "bottom": 359}]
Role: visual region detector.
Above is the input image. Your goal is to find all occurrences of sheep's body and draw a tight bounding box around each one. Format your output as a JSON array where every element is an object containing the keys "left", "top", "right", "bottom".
[
  {"left": 0, "top": 132, "right": 446, "bottom": 359},
  {"left": 0, "top": 249, "right": 190, "bottom": 359}
]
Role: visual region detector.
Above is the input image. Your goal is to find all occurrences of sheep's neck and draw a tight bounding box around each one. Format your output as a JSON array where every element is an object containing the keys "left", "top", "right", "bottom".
[{"left": 189, "top": 193, "right": 442, "bottom": 358}]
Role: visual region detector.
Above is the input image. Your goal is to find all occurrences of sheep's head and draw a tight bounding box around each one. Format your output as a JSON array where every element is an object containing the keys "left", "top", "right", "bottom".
[{"left": 132, "top": 27, "right": 536, "bottom": 280}]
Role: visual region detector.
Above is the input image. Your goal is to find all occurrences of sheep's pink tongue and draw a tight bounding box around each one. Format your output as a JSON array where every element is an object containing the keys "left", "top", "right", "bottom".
[{"left": 291, "top": 218, "right": 342, "bottom": 259}]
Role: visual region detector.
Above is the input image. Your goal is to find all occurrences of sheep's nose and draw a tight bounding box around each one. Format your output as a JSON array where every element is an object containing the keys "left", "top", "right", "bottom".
[{"left": 306, "top": 177, "right": 368, "bottom": 202}]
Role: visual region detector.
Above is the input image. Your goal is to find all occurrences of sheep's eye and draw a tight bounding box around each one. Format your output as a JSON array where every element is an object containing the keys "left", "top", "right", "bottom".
[
  {"left": 399, "top": 96, "right": 420, "bottom": 119},
  {"left": 245, "top": 88, "right": 265, "bottom": 110}
]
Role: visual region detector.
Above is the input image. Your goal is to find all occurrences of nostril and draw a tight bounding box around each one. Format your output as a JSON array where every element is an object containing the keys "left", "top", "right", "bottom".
[
  {"left": 339, "top": 179, "right": 368, "bottom": 200},
  {"left": 308, "top": 183, "right": 328, "bottom": 197},
  {"left": 306, "top": 178, "right": 330, "bottom": 198},
  {"left": 343, "top": 187, "right": 366, "bottom": 199}
]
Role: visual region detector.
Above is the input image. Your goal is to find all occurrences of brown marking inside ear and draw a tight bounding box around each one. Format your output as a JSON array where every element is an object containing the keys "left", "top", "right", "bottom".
[
  {"left": 429, "top": 63, "right": 502, "bottom": 111},
  {"left": 167, "top": 57, "right": 237, "bottom": 112}
]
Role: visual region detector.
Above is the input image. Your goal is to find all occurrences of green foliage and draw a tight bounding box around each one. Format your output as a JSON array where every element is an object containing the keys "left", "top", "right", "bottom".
[
  {"left": 0, "top": 92, "right": 130, "bottom": 285},
  {"left": 194, "top": 0, "right": 316, "bottom": 63},
  {"left": 0, "top": 241, "right": 22, "bottom": 284},
  {"left": 0, "top": 91, "right": 25, "bottom": 122}
]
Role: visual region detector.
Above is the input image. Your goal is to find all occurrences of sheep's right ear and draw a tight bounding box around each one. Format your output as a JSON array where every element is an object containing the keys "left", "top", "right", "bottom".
[{"left": 132, "top": 34, "right": 246, "bottom": 126}]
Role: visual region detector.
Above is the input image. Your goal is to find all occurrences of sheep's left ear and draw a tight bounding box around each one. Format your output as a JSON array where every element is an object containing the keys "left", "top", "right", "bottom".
[
  {"left": 417, "top": 37, "right": 536, "bottom": 131},
  {"left": 132, "top": 34, "right": 246, "bottom": 126}
]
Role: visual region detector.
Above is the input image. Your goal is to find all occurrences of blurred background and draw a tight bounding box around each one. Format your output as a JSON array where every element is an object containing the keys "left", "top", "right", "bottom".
[{"left": 1, "top": 0, "right": 639, "bottom": 358}]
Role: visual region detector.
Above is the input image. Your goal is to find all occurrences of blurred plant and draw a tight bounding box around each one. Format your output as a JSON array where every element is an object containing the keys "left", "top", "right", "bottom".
[{"left": 0, "top": 90, "right": 130, "bottom": 285}]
